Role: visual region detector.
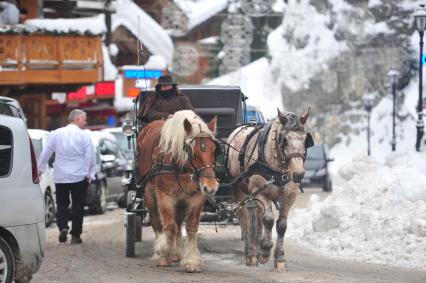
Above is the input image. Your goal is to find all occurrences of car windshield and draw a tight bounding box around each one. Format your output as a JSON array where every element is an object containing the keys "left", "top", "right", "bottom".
[
  {"left": 31, "top": 138, "right": 43, "bottom": 160},
  {"left": 306, "top": 145, "right": 324, "bottom": 160},
  {"left": 111, "top": 132, "right": 129, "bottom": 152},
  {"left": 245, "top": 110, "right": 257, "bottom": 122}
]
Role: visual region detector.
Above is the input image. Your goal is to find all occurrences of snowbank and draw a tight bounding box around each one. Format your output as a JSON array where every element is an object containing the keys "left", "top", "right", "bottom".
[
  {"left": 288, "top": 152, "right": 426, "bottom": 270},
  {"left": 207, "top": 57, "right": 282, "bottom": 119}
]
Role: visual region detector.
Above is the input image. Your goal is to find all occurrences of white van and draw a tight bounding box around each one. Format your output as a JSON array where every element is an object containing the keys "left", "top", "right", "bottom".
[{"left": 0, "top": 115, "right": 45, "bottom": 282}]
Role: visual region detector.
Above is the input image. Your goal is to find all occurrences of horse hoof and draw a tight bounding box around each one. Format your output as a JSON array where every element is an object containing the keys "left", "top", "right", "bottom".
[
  {"left": 258, "top": 256, "right": 269, "bottom": 265},
  {"left": 245, "top": 255, "right": 257, "bottom": 266},
  {"left": 184, "top": 264, "right": 201, "bottom": 273},
  {"left": 156, "top": 258, "right": 171, "bottom": 267},
  {"left": 169, "top": 255, "right": 181, "bottom": 262},
  {"left": 275, "top": 261, "right": 287, "bottom": 271}
]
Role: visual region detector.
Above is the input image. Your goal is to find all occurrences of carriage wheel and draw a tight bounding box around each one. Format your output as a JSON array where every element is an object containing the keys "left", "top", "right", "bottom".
[
  {"left": 126, "top": 213, "right": 136, "bottom": 257},
  {"left": 135, "top": 215, "right": 142, "bottom": 242}
]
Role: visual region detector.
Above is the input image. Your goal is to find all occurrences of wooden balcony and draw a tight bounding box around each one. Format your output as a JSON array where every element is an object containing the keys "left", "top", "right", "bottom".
[{"left": 0, "top": 34, "right": 103, "bottom": 86}]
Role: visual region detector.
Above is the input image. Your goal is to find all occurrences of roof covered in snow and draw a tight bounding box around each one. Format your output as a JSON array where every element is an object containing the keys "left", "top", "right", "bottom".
[
  {"left": 113, "top": 0, "right": 174, "bottom": 64},
  {"left": 174, "top": 0, "right": 228, "bottom": 31},
  {"left": 25, "top": 0, "right": 174, "bottom": 65}
]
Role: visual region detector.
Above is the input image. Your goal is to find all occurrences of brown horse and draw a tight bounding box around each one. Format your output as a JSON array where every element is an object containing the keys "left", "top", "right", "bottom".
[
  {"left": 226, "top": 108, "right": 313, "bottom": 270},
  {"left": 137, "top": 110, "right": 219, "bottom": 273}
]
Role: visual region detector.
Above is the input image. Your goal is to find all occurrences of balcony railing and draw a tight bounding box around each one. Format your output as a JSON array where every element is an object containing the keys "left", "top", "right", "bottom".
[{"left": 0, "top": 33, "right": 103, "bottom": 85}]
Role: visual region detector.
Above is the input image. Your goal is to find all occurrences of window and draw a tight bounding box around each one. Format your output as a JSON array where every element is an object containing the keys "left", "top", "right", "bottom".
[
  {"left": 0, "top": 126, "right": 12, "bottom": 177},
  {"left": 100, "top": 140, "right": 118, "bottom": 157},
  {"left": 31, "top": 138, "right": 43, "bottom": 160}
]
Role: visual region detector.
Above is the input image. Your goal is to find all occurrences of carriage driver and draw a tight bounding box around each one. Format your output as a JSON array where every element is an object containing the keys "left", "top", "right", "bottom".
[{"left": 138, "top": 74, "right": 194, "bottom": 122}]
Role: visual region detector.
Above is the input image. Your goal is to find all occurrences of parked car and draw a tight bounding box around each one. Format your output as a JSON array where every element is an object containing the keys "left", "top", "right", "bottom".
[
  {"left": 101, "top": 127, "right": 134, "bottom": 161},
  {"left": 0, "top": 96, "right": 27, "bottom": 123},
  {"left": 302, "top": 144, "right": 334, "bottom": 192},
  {"left": 0, "top": 115, "right": 45, "bottom": 282},
  {"left": 88, "top": 131, "right": 129, "bottom": 213},
  {"left": 28, "top": 129, "right": 56, "bottom": 227}
]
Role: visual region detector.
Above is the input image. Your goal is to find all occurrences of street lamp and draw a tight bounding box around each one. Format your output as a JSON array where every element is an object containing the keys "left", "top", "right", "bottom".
[
  {"left": 414, "top": 4, "right": 426, "bottom": 151},
  {"left": 387, "top": 70, "right": 399, "bottom": 151},
  {"left": 363, "top": 95, "right": 375, "bottom": 156}
]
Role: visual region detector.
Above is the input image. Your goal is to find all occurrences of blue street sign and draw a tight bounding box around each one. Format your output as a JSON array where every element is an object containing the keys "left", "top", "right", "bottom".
[
  {"left": 107, "top": 115, "right": 116, "bottom": 127},
  {"left": 423, "top": 54, "right": 426, "bottom": 65},
  {"left": 124, "top": 69, "right": 162, "bottom": 79}
]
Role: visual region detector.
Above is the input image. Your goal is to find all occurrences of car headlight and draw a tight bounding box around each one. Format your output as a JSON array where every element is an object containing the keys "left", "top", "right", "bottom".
[
  {"left": 122, "top": 118, "right": 133, "bottom": 136},
  {"left": 315, "top": 168, "right": 326, "bottom": 177}
]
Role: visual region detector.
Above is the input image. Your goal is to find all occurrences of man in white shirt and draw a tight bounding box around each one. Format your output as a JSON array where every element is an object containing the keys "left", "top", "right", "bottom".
[{"left": 38, "top": 109, "right": 95, "bottom": 244}]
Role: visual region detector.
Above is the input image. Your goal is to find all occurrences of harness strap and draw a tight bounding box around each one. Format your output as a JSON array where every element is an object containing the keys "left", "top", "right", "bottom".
[
  {"left": 257, "top": 121, "right": 273, "bottom": 163},
  {"left": 238, "top": 126, "right": 263, "bottom": 172}
]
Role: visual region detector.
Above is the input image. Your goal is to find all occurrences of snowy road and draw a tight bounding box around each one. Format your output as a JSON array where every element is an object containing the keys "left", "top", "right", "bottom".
[{"left": 32, "top": 189, "right": 426, "bottom": 283}]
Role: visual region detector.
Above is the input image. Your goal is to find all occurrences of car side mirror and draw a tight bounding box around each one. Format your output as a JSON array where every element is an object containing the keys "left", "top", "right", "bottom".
[{"left": 326, "top": 158, "right": 334, "bottom": 162}]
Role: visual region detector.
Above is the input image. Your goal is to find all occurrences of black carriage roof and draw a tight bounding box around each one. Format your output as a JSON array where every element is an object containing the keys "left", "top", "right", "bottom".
[{"left": 142, "top": 85, "right": 246, "bottom": 138}]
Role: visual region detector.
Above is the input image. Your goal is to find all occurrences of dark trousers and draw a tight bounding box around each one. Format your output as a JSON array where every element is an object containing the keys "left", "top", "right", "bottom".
[{"left": 55, "top": 179, "right": 88, "bottom": 237}]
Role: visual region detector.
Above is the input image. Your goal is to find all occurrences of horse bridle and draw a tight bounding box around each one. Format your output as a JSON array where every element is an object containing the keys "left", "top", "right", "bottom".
[
  {"left": 184, "top": 133, "right": 221, "bottom": 183},
  {"left": 275, "top": 126, "right": 307, "bottom": 179}
]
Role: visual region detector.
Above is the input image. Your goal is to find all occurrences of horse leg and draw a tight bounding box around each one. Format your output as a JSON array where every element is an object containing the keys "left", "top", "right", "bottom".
[
  {"left": 153, "top": 192, "right": 177, "bottom": 267},
  {"left": 258, "top": 201, "right": 274, "bottom": 264},
  {"left": 145, "top": 185, "right": 165, "bottom": 263},
  {"left": 182, "top": 194, "right": 205, "bottom": 273},
  {"left": 274, "top": 183, "right": 298, "bottom": 270},
  {"left": 235, "top": 182, "right": 259, "bottom": 266},
  {"left": 145, "top": 184, "right": 163, "bottom": 236},
  {"left": 170, "top": 200, "right": 186, "bottom": 263}
]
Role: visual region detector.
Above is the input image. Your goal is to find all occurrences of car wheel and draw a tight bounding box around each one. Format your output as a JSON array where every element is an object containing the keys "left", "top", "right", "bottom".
[
  {"left": 91, "top": 181, "right": 107, "bottom": 215},
  {"left": 323, "top": 179, "right": 333, "bottom": 192},
  {"left": 45, "top": 191, "right": 56, "bottom": 227},
  {"left": 0, "top": 237, "right": 14, "bottom": 283}
]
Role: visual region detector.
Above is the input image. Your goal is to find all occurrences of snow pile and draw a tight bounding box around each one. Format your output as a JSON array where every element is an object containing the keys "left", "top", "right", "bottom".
[
  {"left": 267, "top": 0, "right": 348, "bottom": 93},
  {"left": 288, "top": 152, "right": 426, "bottom": 270},
  {"left": 207, "top": 57, "right": 282, "bottom": 119}
]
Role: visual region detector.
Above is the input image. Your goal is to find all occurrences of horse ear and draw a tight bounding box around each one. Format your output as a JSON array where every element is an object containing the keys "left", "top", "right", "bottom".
[
  {"left": 183, "top": 119, "right": 192, "bottom": 134},
  {"left": 277, "top": 108, "right": 287, "bottom": 126},
  {"left": 300, "top": 107, "right": 310, "bottom": 125},
  {"left": 207, "top": 116, "right": 217, "bottom": 134}
]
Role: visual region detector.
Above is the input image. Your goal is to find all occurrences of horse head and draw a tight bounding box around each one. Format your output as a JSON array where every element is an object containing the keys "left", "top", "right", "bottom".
[
  {"left": 276, "top": 108, "right": 314, "bottom": 183},
  {"left": 183, "top": 116, "right": 220, "bottom": 195}
]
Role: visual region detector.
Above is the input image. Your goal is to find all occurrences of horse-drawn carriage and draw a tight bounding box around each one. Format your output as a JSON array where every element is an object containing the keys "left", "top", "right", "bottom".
[
  {"left": 121, "top": 85, "right": 313, "bottom": 272},
  {"left": 121, "top": 85, "right": 247, "bottom": 257}
]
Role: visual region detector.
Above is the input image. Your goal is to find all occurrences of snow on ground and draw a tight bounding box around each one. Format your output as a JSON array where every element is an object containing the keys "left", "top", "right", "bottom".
[
  {"left": 207, "top": 57, "right": 282, "bottom": 119},
  {"left": 288, "top": 152, "right": 426, "bottom": 270}
]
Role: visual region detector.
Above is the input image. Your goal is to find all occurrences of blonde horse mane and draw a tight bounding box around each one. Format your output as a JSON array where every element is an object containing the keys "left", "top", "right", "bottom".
[{"left": 159, "top": 110, "right": 214, "bottom": 167}]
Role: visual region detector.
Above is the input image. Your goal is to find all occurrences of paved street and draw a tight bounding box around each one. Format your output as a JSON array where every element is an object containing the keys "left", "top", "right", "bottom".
[{"left": 32, "top": 188, "right": 426, "bottom": 283}]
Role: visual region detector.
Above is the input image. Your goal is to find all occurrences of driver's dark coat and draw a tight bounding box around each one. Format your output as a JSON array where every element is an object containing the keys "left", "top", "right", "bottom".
[{"left": 138, "top": 90, "right": 194, "bottom": 122}]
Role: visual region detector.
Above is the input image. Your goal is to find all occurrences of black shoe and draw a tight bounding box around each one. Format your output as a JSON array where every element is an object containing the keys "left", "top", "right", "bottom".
[
  {"left": 59, "top": 229, "right": 68, "bottom": 243},
  {"left": 71, "top": 235, "right": 83, "bottom": 245}
]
